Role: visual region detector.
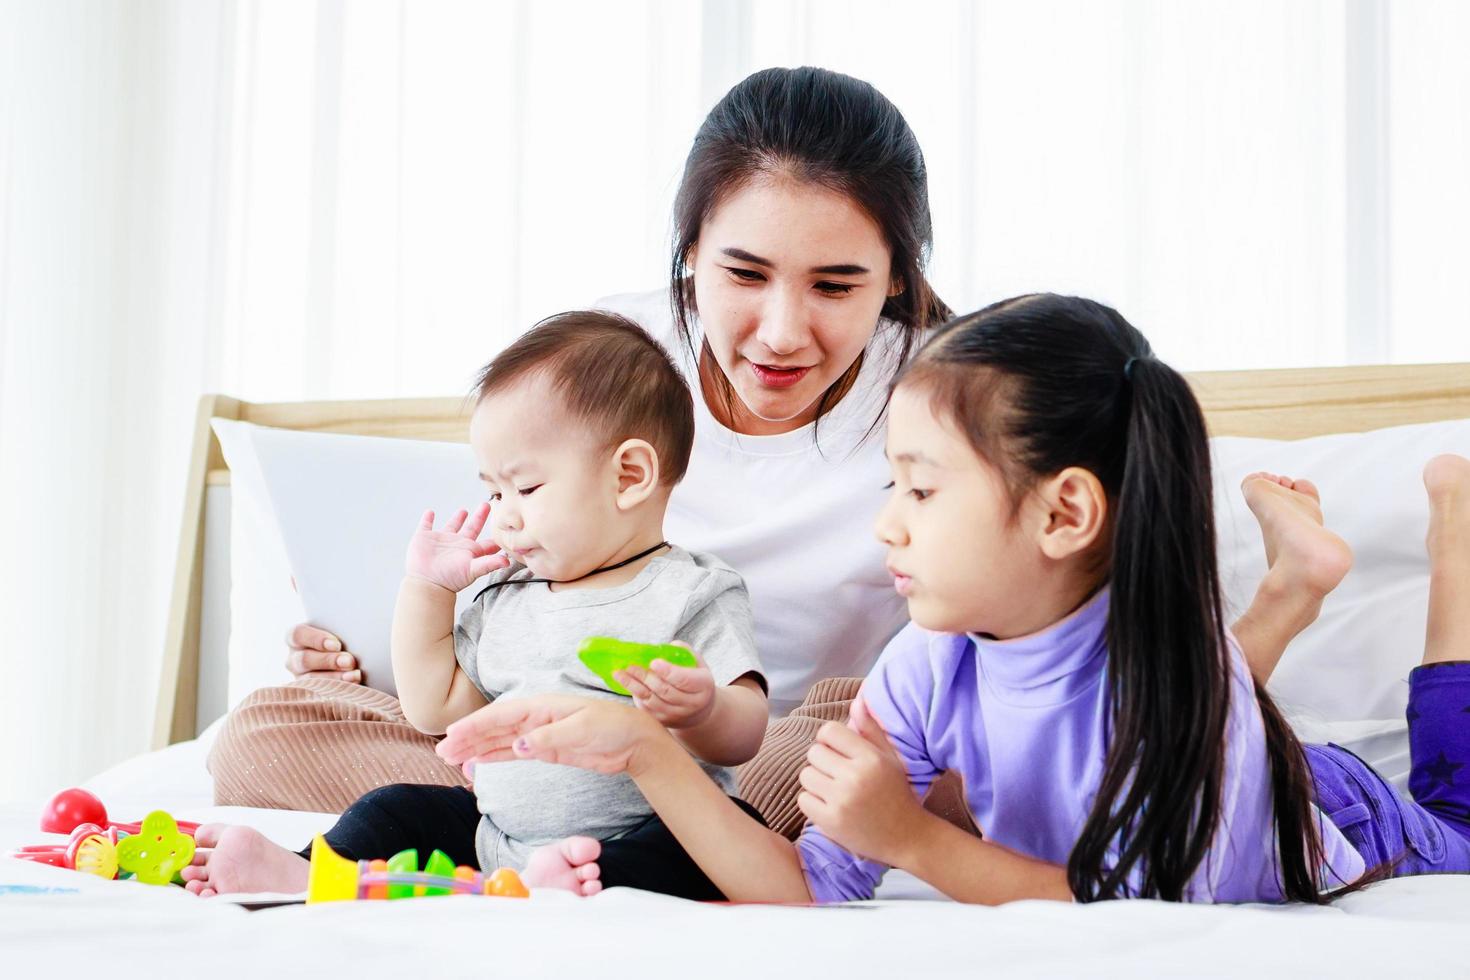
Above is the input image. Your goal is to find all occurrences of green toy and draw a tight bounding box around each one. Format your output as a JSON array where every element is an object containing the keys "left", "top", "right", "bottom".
[
  {"left": 577, "top": 637, "right": 698, "bottom": 696},
  {"left": 115, "top": 811, "right": 195, "bottom": 885},
  {"left": 421, "top": 849, "right": 457, "bottom": 897},
  {"left": 386, "top": 848, "right": 419, "bottom": 900}
]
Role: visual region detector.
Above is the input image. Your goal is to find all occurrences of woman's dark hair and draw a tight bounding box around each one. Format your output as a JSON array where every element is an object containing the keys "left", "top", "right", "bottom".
[
  {"left": 896, "top": 293, "right": 1335, "bottom": 903},
  {"left": 670, "top": 66, "right": 951, "bottom": 434}
]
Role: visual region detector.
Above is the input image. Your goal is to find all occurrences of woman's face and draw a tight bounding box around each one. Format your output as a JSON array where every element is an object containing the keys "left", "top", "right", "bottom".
[{"left": 690, "top": 175, "right": 895, "bottom": 435}]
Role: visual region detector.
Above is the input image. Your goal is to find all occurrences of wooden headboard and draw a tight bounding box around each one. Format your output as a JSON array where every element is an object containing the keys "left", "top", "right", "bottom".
[{"left": 154, "top": 362, "right": 1470, "bottom": 747}]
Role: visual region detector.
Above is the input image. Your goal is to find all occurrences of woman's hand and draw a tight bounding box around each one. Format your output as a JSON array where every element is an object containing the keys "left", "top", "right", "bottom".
[
  {"left": 283, "top": 623, "right": 360, "bottom": 682},
  {"left": 405, "top": 502, "right": 508, "bottom": 593},
  {"left": 613, "top": 643, "right": 716, "bottom": 729},
  {"left": 436, "top": 694, "right": 665, "bottom": 778},
  {"left": 797, "top": 696, "right": 929, "bottom": 869}
]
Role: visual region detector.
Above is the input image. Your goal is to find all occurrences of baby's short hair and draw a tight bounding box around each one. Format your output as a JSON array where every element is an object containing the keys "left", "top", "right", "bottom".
[{"left": 473, "top": 310, "right": 696, "bottom": 486}]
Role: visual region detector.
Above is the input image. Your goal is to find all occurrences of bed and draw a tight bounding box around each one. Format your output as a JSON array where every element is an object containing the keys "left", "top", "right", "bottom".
[{"left": 6, "top": 363, "right": 1470, "bottom": 978}]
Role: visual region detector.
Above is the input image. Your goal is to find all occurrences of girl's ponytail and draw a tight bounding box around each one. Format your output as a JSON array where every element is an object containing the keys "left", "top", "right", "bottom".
[{"left": 1070, "top": 355, "right": 1231, "bottom": 900}]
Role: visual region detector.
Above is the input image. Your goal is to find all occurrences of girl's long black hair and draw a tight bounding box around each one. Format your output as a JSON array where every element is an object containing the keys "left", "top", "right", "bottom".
[{"left": 897, "top": 293, "right": 1331, "bottom": 903}]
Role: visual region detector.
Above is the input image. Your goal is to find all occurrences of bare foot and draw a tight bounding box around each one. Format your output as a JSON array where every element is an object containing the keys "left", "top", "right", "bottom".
[
  {"left": 521, "top": 836, "right": 603, "bottom": 897},
  {"left": 1241, "top": 472, "right": 1354, "bottom": 599},
  {"left": 1424, "top": 454, "right": 1470, "bottom": 559},
  {"left": 179, "top": 824, "right": 309, "bottom": 898},
  {"left": 1232, "top": 473, "right": 1355, "bottom": 681},
  {"left": 1422, "top": 455, "right": 1470, "bottom": 666}
]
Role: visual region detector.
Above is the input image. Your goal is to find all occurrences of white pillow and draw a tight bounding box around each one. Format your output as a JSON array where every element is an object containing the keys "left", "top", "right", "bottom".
[{"left": 1212, "top": 416, "right": 1470, "bottom": 728}]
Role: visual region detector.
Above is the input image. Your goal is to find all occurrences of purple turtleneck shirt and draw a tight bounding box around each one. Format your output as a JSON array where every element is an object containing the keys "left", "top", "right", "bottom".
[{"left": 796, "top": 588, "right": 1366, "bottom": 903}]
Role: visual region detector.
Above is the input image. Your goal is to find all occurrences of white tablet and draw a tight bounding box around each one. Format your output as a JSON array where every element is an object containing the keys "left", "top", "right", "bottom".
[{"left": 238, "top": 422, "right": 488, "bottom": 698}]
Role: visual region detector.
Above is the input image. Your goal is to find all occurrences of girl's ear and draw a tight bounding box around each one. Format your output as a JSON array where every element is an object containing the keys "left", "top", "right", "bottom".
[
  {"left": 1034, "top": 466, "right": 1108, "bottom": 560},
  {"left": 612, "top": 439, "right": 661, "bottom": 511}
]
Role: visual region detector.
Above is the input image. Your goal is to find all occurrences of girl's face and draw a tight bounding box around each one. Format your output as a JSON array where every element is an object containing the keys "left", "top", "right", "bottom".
[
  {"left": 876, "top": 385, "right": 1087, "bottom": 639},
  {"left": 690, "top": 175, "right": 895, "bottom": 436}
]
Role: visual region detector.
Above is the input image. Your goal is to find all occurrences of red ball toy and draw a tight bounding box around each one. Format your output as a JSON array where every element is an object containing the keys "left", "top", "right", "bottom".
[{"left": 41, "top": 788, "right": 109, "bottom": 834}]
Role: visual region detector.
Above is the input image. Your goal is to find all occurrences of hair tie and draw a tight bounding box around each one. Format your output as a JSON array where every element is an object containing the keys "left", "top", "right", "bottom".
[{"left": 1123, "top": 356, "right": 1139, "bottom": 381}]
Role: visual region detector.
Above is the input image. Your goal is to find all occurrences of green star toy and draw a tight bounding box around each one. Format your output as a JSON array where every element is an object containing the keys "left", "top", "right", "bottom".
[{"left": 115, "top": 811, "right": 195, "bottom": 885}]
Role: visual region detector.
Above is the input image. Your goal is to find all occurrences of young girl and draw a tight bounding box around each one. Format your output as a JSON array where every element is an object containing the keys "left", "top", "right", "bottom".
[{"left": 435, "top": 293, "right": 1470, "bottom": 903}]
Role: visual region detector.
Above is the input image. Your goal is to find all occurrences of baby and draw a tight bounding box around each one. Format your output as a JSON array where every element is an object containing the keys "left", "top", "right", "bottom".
[{"left": 183, "top": 311, "right": 769, "bottom": 899}]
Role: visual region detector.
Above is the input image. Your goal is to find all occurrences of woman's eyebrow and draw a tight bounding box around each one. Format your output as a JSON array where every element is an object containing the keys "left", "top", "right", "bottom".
[
  {"left": 721, "top": 247, "right": 773, "bottom": 267},
  {"left": 885, "top": 450, "right": 940, "bottom": 466},
  {"left": 720, "top": 246, "right": 869, "bottom": 276}
]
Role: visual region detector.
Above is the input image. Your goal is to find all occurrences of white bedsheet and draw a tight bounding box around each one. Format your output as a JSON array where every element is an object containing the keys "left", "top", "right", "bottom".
[{"left": 3, "top": 732, "right": 1468, "bottom": 979}]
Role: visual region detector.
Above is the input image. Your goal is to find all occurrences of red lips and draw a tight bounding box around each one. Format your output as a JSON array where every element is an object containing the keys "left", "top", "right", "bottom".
[{"left": 750, "top": 362, "right": 812, "bottom": 388}]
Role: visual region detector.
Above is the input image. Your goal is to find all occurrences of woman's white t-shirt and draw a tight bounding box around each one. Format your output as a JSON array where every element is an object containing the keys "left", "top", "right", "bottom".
[{"left": 597, "top": 289, "right": 911, "bottom": 716}]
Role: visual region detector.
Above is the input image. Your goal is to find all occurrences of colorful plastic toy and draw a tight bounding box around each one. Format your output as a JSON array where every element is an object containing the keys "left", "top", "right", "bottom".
[
  {"left": 577, "top": 636, "right": 698, "bottom": 696},
  {"left": 306, "top": 835, "right": 530, "bottom": 903},
  {"left": 7, "top": 790, "right": 200, "bottom": 885},
  {"left": 41, "top": 787, "right": 201, "bottom": 838},
  {"left": 115, "top": 811, "right": 195, "bottom": 884},
  {"left": 8, "top": 823, "right": 121, "bottom": 879},
  {"left": 70, "top": 827, "right": 121, "bottom": 879}
]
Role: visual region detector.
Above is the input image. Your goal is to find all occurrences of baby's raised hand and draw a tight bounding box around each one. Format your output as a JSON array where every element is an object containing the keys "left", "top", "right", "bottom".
[
  {"left": 614, "top": 643, "right": 716, "bottom": 730},
  {"left": 404, "top": 502, "right": 508, "bottom": 593}
]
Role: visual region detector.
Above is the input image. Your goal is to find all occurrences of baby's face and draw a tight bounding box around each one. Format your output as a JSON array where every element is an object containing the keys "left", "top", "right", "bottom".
[{"left": 469, "top": 375, "right": 623, "bottom": 582}]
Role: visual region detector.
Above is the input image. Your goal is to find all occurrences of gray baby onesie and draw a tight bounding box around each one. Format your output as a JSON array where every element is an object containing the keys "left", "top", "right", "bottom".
[{"left": 451, "top": 545, "right": 764, "bottom": 869}]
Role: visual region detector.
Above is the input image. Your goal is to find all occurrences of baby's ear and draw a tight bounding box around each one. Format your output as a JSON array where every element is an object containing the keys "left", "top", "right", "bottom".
[
  {"left": 1034, "top": 466, "right": 1108, "bottom": 560},
  {"left": 613, "top": 438, "right": 661, "bottom": 510}
]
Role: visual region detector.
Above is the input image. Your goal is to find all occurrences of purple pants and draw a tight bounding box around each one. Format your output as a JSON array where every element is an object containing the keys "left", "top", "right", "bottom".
[{"left": 1306, "top": 661, "right": 1470, "bottom": 878}]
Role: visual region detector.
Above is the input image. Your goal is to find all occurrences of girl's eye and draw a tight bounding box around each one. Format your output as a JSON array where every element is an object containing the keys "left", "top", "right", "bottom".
[
  {"left": 517, "top": 485, "right": 542, "bottom": 497},
  {"left": 909, "top": 488, "right": 932, "bottom": 501},
  {"left": 725, "top": 267, "right": 765, "bottom": 283},
  {"left": 487, "top": 492, "right": 501, "bottom": 503},
  {"left": 815, "top": 281, "right": 854, "bottom": 296}
]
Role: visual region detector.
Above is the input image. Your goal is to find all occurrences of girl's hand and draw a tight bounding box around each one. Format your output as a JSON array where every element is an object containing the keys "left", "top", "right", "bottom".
[
  {"left": 613, "top": 643, "right": 717, "bottom": 729},
  {"left": 797, "top": 696, "right": 929, "bottom": 869},
  {"left": 404, "top": 503, "right": 508, "bottom": 593},
  {"left": 436, "top": 694, "right": 664, "bottom": 778}
]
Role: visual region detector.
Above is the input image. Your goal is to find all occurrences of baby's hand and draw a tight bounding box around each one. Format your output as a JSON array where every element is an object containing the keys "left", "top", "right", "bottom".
[
  {"left": 404, "top": 503, "right": 508, "bottom": 593},
  {"left": 614, "top": 643, "right": 716, "bottom": 730}
]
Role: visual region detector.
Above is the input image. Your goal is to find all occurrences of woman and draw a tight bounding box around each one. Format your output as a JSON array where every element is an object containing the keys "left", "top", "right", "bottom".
[{"left": 210, "top": 67, "right": 1331, "bottom": 839}]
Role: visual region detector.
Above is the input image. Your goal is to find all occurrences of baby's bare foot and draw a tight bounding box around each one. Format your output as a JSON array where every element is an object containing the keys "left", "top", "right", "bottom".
[
  {"left": 179, "top": 824, "right": 309, "bottom": 898},
  {"left": 1241, "top": 472, "right": 1354, "bottom": 599},
  {"left": 522, "top": 836, "right": 603, "bottom": 897}
]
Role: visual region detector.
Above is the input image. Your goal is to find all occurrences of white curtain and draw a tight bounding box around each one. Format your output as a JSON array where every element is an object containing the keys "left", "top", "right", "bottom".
[{"left": 3, "top": 0, "right": 1469, "bottom": 801}]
